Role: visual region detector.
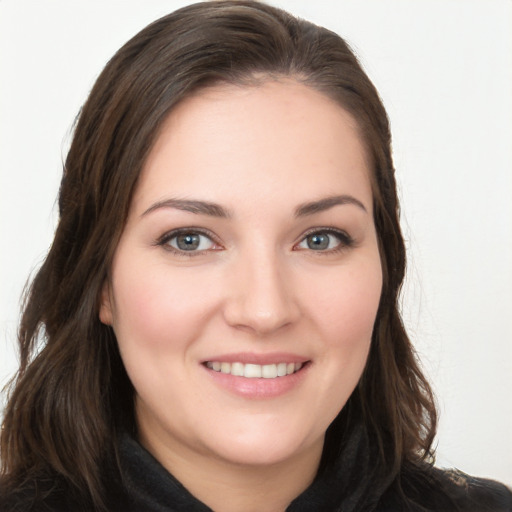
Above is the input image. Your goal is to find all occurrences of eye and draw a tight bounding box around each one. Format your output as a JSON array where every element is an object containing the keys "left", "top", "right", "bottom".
[
  {"left": 296, "top": 229, "right": 353, "bottom": 252},
  {"left": 159, "top": 229, "right": 218, "bottom": 253}
]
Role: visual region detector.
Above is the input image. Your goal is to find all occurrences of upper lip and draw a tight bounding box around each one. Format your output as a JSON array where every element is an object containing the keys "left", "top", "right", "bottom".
[{"left": 201, "top": 352, "right": 309, "bottom": 365}]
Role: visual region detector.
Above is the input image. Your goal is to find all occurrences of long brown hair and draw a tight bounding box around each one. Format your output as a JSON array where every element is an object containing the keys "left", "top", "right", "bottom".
[{"left": 1, "top": 1, "right": 436, "bottom": 509}]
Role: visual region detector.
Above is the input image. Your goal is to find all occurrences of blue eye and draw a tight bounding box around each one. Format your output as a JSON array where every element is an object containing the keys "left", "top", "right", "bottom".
[
  {"left": 162, "top": 230, "right": 216, "bottom": 252},
  {"left": 297, "top": 230, "right": 352, "bottom": 251}
]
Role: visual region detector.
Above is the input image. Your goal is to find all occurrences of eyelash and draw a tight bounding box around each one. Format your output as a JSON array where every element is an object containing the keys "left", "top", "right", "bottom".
[
  {"left": 295, "top": 227, "right": 355, "bottom": 254},
  {"left": 156, "top": 228, "right": 221, "bottom": 258},
  {"left": 156, "top": 227, "right": 355, "bottom": 257}
]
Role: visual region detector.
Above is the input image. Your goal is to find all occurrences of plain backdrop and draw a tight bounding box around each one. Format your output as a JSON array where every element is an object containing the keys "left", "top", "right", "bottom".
[{"left": 1, "top": 0, "right": 511, "bottom": 485}]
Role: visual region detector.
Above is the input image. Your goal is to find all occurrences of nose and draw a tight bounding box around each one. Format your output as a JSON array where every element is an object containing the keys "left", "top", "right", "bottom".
[{"left": 223, "top": 249, "right": 300, "bottom": 336}]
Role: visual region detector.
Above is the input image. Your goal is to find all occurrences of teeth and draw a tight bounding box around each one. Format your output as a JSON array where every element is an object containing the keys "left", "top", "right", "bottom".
[
  {"left": 244, "top": 364, "right": 262, "bottom": 378},
  {"left": 231, "top": 362, "right": 244, "bottom": 376},
  {"left": 206, "top": 361, "right": 304, "bottom": 379},
  {"left": 262, "top": 364, "right": 277, "bottom": 378}
]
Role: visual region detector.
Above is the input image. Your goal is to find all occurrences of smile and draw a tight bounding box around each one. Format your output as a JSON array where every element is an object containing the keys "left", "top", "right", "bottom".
[{"left": 205, "top": 361, "right": 303, "bottom": 379}]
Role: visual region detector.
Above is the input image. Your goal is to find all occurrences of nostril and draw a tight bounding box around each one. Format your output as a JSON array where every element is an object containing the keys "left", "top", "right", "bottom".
[
  {"left": 221, "top": 259, "right": 301, "bottom": 334},
  {"left": 223, "top": 297, "right": 300, "bottom": 335}
]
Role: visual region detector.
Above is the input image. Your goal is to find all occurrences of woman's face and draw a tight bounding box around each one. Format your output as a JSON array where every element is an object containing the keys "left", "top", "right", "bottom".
[{"left": 100, "top": 81, "right": 382, "bottom": 470}]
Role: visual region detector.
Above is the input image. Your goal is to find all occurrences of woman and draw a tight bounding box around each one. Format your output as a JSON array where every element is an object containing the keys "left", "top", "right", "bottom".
[{"left": 1, "top": 1, "right": 511, "bottom": 511}]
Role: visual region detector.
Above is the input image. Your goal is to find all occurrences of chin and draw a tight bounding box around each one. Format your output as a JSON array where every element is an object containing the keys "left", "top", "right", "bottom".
[{"left": 203, "top": 420, "right": 324, "bottom": 468}]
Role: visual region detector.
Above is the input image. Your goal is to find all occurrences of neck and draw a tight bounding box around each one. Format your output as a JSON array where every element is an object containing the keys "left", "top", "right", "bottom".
[{"left": 138, "top": 427, "right": 323, "bottom": 512}]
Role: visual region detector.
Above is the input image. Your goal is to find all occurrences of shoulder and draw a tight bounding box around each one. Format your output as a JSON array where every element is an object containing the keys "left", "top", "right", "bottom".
[
  {"left": 434, "top": 468, "right": 512, "bottom": 511},
  {"left": 378, "top": 463, "right": 512, "bottom": 511},
  {"left": 0, "top": 483, "right": 68, "bottom": 512},
  {"left": 0, "top": 476, "right": 113, "bottom": 512}
]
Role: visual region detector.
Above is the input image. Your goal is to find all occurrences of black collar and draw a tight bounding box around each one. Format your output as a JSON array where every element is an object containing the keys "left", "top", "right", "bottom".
[{"left": 117, "top": 423, "right": 395, "bottom": 512}]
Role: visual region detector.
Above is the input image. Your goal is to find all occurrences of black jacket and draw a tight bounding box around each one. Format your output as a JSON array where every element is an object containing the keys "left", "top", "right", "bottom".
[
  {"left": 113, "top": 433, "right": 512, "bottom": 512},
  {"left": 2, "top": 430, "right": 511, "bottom": 511}
]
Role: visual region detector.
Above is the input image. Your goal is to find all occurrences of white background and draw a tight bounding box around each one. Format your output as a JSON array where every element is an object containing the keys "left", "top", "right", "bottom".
[{"left": 1, "top": 0, "right": 511, "bottom": 485}]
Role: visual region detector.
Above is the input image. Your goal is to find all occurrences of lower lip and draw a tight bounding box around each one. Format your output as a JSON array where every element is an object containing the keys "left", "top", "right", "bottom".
[{"left": 202, "top": 363, "right": 310, "bottom": 399}]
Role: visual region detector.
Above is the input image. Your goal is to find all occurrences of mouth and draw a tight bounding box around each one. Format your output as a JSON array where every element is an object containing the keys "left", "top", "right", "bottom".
[{"left": 203, "top": 361, "right": 307, "bottom": 379}]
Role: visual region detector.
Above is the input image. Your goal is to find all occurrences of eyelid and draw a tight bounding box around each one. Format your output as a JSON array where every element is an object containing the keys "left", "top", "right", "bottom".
[
  {"left": 156, "top": 227, "right": 223, "bottom": 255},
  {"left": 155, "top": 226, "right": 354, "bottom": 256},
  {"left": 294, "top": 227, "right": 354, "bottom": 251}
]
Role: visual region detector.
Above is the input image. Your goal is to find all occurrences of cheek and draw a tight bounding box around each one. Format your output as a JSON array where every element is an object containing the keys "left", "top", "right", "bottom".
[
  {"left": 110, "top": 261, "right": 215, "bottom": 352},
  {"left": 108, "top": 261, "right": 220, "bottom": 403},
  {"left": 298, "top": 258, "right": 382, "bottom": 427},
  {"left": 311, "top": 262, "right": 382, "bottom": 348}
]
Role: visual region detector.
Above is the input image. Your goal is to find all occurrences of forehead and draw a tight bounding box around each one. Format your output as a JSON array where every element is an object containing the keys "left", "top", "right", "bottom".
[{"left": 133, "top": 80, "right": 372, "bottom": 215}]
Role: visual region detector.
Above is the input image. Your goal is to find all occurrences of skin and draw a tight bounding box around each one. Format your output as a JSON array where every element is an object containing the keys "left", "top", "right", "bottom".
[{"left": 100, "top": 80, "right": 383, "bottom": 512}]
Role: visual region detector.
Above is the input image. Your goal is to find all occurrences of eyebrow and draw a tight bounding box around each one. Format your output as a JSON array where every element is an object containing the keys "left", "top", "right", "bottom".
[
  {"left": 141, "top": 194, "right": 367, "bottom": 219},
  {"left": 141, "top": 198, "right": 231, "bottom": 218},
  {"left": 294, "top": 195, "right": 368, "bottom": 217}
]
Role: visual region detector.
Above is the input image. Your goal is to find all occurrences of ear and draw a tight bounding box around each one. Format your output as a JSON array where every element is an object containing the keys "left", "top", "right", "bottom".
[{"left": 99, "top": 282, "right": 113, "bottom": 326}]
